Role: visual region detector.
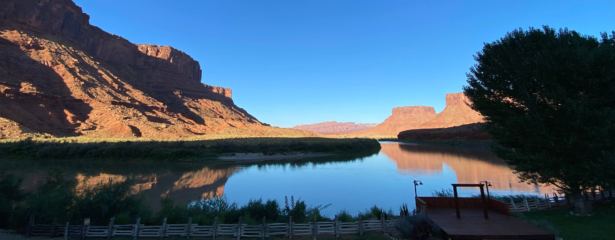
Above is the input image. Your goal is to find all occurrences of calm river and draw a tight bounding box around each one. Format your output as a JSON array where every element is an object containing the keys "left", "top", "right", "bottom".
[{"left": 2, "top": 142, "right": 554, "bottom": 216}]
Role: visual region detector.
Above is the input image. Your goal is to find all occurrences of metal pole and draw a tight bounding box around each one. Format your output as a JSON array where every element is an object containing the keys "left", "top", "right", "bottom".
[
  {"left": 453, "top": 185, "right": 460, "bottom": 219},
  {"left": 480, "top": 186, "right": 489, "bottom": 219}
]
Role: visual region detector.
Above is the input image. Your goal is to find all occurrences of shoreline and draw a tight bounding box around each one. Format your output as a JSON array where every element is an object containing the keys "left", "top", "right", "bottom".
[{"left": 218, "top": 152, "right": 332, "bottom": 162}]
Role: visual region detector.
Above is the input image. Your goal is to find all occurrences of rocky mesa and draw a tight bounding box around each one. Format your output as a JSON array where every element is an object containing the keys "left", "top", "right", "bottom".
[
  {"left": 418, "top": 92, "right": 484, "bottom": 129},
  {"left": 351, "top": 106, "right": 437, "bottom": 137},
  {"left": 292, "top": 121, "right": 377, "bottom": 133},
  {"left": 398, "top": 92, "right": 487, "bottom": 141},
  {"left": 0, "top": 0, "right": 312, "bottom": 139}
]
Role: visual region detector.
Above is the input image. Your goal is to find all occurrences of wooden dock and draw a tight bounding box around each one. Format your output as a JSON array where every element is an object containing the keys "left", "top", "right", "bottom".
[
  {"left": 427, "top": 208, "right": 554, "bottom": 240},
  {"left": 416, "top": 196, "right": 555, "bottom": 240}
]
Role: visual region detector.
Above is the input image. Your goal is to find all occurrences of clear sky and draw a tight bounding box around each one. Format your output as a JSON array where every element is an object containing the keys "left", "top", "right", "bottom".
[{"left": 74, "top": 0, "right": 615, "bottom": 128}]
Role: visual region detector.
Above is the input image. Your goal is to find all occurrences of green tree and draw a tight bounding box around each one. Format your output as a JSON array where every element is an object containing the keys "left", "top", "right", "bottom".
[{"left": 463, "top": 26, "right": 615, "bottom": 213}]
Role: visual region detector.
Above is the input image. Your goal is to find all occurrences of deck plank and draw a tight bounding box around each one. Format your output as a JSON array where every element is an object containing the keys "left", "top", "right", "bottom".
[{"left": 426, "top": 208, "right": 555, "bottom": 240}]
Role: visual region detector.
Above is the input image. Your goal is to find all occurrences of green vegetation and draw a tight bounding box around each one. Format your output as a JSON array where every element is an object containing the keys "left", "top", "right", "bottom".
[
  {"left": 0, "top": 171, "right": 398, "bottom": 232},
  {"left": 516, "top": 201, "right": 615, "bottom": 240},
  {"left": 463, "top": 26, "right": 615, "bottom": 213},
  {"left": 431, "top": 188, "right": 453, "bottom": 197},
  {"left": 0, "top": 137, "right": 380, "bottom": 161}
]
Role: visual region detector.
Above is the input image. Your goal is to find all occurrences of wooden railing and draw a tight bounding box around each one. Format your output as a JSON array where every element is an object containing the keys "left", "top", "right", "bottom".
[
  {"left": 27, "top": 214, "right": 399, "bottom": 240},
  {"left": 415, "top": 197, "right": 511, "bottom": 216}
]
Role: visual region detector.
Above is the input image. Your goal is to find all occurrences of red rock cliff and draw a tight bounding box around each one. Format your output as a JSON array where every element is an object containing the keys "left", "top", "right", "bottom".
[
  {"left": 0, "top": 0, "right": 316, "bottom": 139},
  {"left": 354, "top": 106, "right": 437, "bottom": 136},
  {"left": 0, "top": 0, "right": 202, "bottom": 82},
  {"left": 419, "top": 93, "right": 484, "bottom": 129}
]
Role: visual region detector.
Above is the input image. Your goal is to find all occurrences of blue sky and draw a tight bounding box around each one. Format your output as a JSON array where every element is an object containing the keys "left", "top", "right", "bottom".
[{"left": 74, "top": 0, "right": 615, "bottom": 128}]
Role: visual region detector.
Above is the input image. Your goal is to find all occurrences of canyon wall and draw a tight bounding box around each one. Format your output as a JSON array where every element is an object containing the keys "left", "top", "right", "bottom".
[
  {"left": 0, "top": 0, "right": 315, "bottom": 139},
  {"left": 0, "top": 0, "right": 201, "bottom": 82},
  {"left": 292, "top": 121, "right": 377, "bottom": 133}
]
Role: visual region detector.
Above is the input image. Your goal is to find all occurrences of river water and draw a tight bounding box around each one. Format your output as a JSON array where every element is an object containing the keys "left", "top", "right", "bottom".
[{"left": 2, "top": 142, "right": 554, "bottom": 217}]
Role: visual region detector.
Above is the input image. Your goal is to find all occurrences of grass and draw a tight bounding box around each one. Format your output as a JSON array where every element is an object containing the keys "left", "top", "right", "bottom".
[
  {"left": 516, "top": 201, "right": 615, "bottom": 240},
  {"left": 86, "top": 233, "right": 392, "bottom": 240},
  {"left": 0, "top": 137, "right": 381, "bottom": 161}
]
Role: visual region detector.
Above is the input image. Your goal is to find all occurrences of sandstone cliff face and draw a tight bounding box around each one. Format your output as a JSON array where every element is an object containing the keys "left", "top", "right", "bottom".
[
  {"left": 0, "top": 0, "right": 312, "bottom": 139},
  {"left": 418, "top": 92, "right": 484, "bottom": 129},
  {"left": 292, "top": 121, "right": 377, "bottom": 133},
  {"left": 353, "top": 106, "right": 437, "bottom": 136},
  {"left": 0, "top": 0, "right": 201, "bottom": 81}
]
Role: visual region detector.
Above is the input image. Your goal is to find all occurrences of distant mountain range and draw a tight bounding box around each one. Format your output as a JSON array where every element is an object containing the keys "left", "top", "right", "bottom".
[
  {"left": 292, "top": 92, "right": 486, "bottom": 139},
  {"left": 292, "top": 121, "right": 377, "bottom": 133}
]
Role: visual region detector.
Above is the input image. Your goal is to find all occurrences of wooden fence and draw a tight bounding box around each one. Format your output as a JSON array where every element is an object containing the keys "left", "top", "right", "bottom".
[
  {"left": 506, "top": 189, "right": 615, "bottom": 212},
  {"left": 27, "top": 214, "right": 399, "bottom": 240}
]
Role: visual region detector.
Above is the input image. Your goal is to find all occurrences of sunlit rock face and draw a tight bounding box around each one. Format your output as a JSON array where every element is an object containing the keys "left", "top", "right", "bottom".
[
  {"left": 292, "top": 121, "right": 377, "bottom": 133},
  {"left": 379, "top": 143, "right": 556, "bottom": 194},
  {"left": 419, "top": 93, "right": 484, "bottom": 129},
  {"left": 0, "top": 0, "right": 283, "bottom": 139},
  {"left": 354, "top": 106, "right": 437, "bottom": 136}
]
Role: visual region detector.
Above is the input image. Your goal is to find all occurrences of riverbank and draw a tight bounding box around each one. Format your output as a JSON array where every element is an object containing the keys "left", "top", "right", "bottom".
[{"left": 0, "top": 137, "right": 380, "bottom": 161}]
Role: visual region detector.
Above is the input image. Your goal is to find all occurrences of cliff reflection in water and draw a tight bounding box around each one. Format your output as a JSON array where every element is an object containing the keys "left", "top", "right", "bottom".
[
  {"left": 379, "top": 142, "right": 555, "bottom": 194},
  {"left": 14, "top": 166, "right": 239, "bottom": 210}
]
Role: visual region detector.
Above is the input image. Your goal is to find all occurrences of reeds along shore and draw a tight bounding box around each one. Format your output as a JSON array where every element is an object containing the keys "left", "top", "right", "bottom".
[
  {"left": 0, "top": 171, "right": 396, "bottom": 232},
  {"left": 0, "top": 137, "right": 381, "bottom": 161}
]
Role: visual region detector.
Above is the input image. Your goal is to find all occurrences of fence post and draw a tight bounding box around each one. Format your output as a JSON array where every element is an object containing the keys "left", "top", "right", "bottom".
[
  {"left": 535, "top": 197, "right": 541, "bottom": 210},
  {"left": 523, "top": 197, "right": 530, "bottom": 211},
  {"left": 107, "top": 217, "right": 115, "bottom": 240},
  {"left": 133, "top": 218, "right": 141, "bottom": 240},
  {"left": 334, "top": 215, "right": 338, "bottom": 239},
  {"left": 26, "top": 214, "right": 34, "bottom": 238},
  {"left": 64, "top": 222, "right": 69, "bottom": 240},
  {"left": 312, "top": 215, "right": 318, "bottom": 240},
  {"left": 50, "top": 218, "right": 57, "bottom": 238},
  {"left": 262, "top": 216, "right": 267, "bottom": 240},
  {"left": 553, "top": 193, "right": 560, "bottom": 207},
  {"left": 237, "top": 217, "right": 242, "bottom": 240},
  {"left": 186, "top": 217, "right": 192, "bottom": 239},
  {"left": 601, "top": 188, "right": 606, "bottom": 200},
  {"left": 212, "top": 217, "right": 218, "bottom": 240},
  {"left": 381, "top": 213, "right": 386, "bottom": 234},
  {"left": 288, "top": 216, "right": 293, "bottom": 240},
  {"left": 509, "top": 197, "right": 517, "bottom": 212},
  {"left": 545, "top": 195, "right": 551, "bottom": 209},
  {"left": 358, "top": 214, "right": 363, "bottom": 236},
  {"left": 81, "top": 218, "right": 89, "bottom": 240},
  {"left": 161, "top": 217, "right": 167, "bottom": 239}
]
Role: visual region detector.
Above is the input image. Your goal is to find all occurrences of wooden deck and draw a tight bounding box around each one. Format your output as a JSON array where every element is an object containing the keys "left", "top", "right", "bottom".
[{"left": 427, "top": 208, "right": 555, "bottom": 240}]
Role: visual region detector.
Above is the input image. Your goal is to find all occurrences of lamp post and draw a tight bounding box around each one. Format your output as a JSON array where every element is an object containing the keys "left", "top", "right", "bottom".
[
  {"left": 413, "top": 180, "right": 423, "bottom": 197},
  {"left": 480, "top": 181, "right": 492, "bottom": 198}
]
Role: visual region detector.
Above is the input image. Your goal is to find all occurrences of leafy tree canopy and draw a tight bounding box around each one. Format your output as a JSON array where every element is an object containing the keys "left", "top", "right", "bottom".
[{"left": 463, "top": 26, "right": 615, "bottom": 201}]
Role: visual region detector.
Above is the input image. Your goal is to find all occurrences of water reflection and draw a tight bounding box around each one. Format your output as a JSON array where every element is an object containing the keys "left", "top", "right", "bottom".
[
  {"left": 3, "top": 142, "right": 555, "bottom": 216},
  {"left": 380, "top": 143, "right": 554, "bottom": 194}
]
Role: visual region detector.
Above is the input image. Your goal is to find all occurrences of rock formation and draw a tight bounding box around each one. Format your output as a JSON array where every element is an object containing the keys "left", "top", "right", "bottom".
[
  {"left": 351, "top": 106, "right": 437, "bottom": 137},
  {"left": 418, "top": 92, "right": 484, "bottom": 129},
  {"left": 0, "top": 0, "right": 313, "bottom": 139},
  {"left": 292, "top": 121, "right": 377, "bottom": 133},
  {"left": 397, "top": 93, "right": 487, "bottom": 141}
]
